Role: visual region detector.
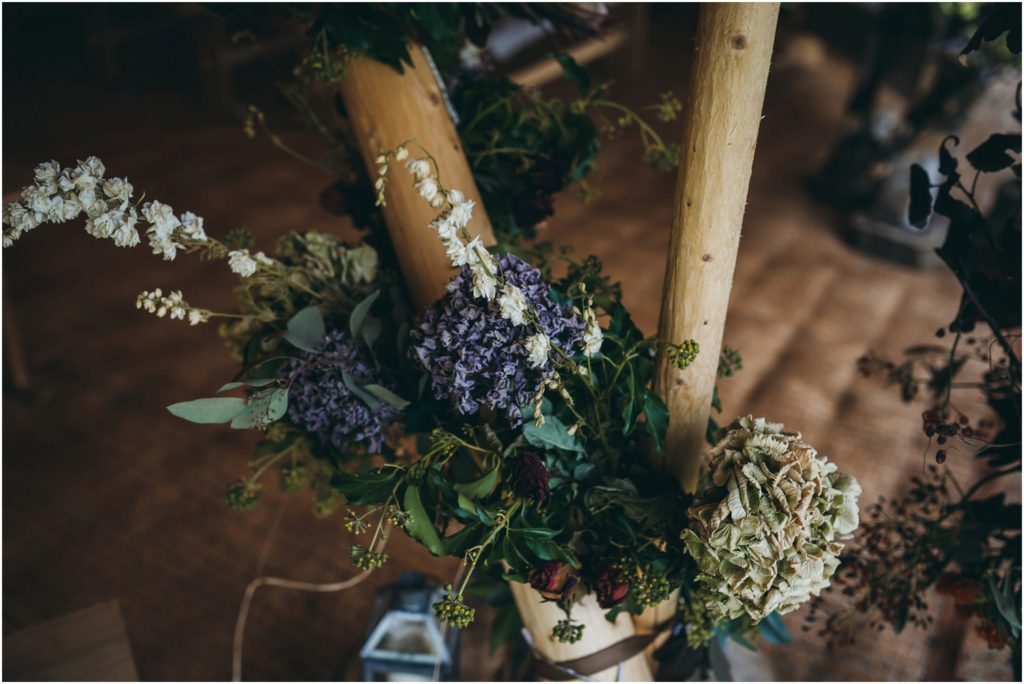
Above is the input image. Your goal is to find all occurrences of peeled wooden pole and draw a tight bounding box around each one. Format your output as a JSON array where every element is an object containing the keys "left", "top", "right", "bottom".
[
  {"left": 338, "top": 44, "right": 649, "bottom": 681},
  {"left": 653, "top": 2, "right": 779, "bottom": 491},
  {"left": 636, "top": 0, "right": 780, "bottom": 650},
  {"left": 338, "top": 45, "right": 496, "bottom": 308}
]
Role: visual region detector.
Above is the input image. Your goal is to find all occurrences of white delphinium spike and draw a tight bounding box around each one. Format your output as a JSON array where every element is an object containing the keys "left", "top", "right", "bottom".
[
  {"left": 525, "top": 333, "right": 551, "bottom": 368},
  {"left": 416, "top": 177, "right": 441, "bottom": 206},
  {"left": 179, "top": 212, "right": 206, "bottom": 241},
  {"left": 580, "top": 298, "right": 603, "bottom": 358},
  {"left": 102, "top": 177, "right": 134, "bottom": 209},
  {"left": 465, "top": 236, "right": 499, "bottom": 300},
  {"left": 498, "top": 284, "right": 528, "bottom": 326},
  {"left": 472, "top": 269, "right": 499, "bottom": 300},
  {"left": 2, "top": 157, "right": 208, "bottom": 259},
  {"left": 431, "top": 214, "right": 458, "bottom": 241},
  {"left": 406, "top": 158, "right": 431, "bottom": 180},
  {"left": 448, "top": 196, "right": 475, "bottom": 230},
  {"left": 136, "top": 288, "right": 210, "bottom": 325},
  {"left": 444, "top": 235, "right": 470, "bottom": 267},
  {"left": 110, "top": 209, "right": 141, "bottom": 247},
  {"left": 227, "top": 249, "right": 261, "bottom": 278},
  {"left": 188, "top": 309, "right": 209, "bottom": 326}
]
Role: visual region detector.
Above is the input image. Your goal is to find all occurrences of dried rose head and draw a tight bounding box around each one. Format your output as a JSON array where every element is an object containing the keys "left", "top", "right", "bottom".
[
  {"left": 506, "top": 450, "right": 551, "bottom": 501},
  {"left": 528, "top": 561, "right": 578, "bottom": 602},
  {"left": 595, "top": 567, "right": 630, "bottom": 608}
]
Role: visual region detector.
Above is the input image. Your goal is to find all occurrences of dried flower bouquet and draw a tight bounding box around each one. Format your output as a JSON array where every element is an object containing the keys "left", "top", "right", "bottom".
[{"left": 3, "top": 143, "right": 860, "bottom": 651}]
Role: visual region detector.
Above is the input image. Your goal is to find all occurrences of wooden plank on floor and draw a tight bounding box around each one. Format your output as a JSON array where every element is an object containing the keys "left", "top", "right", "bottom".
[{"left": 3, "top": 600, "right": 139, "bottom": 681}]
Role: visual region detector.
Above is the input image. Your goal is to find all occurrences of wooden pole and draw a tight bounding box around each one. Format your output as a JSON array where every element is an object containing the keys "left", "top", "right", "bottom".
[
  {"left": 337, "top": 43, "right": 648, "bottom": 681},
  {"left": 653, "top": 2, "right": 779, "bottom": 492},
  {"left": 338, "top": 45, "right": 496, "bottom": 309},
  {"left": 636, "top": 1, "right": 779, "bottom": 652}
]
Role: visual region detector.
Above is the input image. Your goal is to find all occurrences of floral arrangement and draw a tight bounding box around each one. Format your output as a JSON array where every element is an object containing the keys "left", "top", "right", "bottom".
[{"left": 2, "top": 139, "right": 861, "bottom": 654}]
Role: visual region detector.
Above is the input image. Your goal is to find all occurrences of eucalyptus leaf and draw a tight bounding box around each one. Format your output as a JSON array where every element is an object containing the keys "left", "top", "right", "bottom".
[
  {"left": 342, "top": 371, "right": 383, "bottom": 410},
  {"left": 758, "top": 611, "right": 792, "bottom": 645},
  {"left": 361, "top": 316, "right": 383, "bottom": 349},
  {"left": 350, "top": 290, "right": 381, "bottom": 341},
  {"left": 988, "top": 574, "right": 1022, "bottom": 637},
  {"left": 167, "top": 397, "right": 247, "bottom": 424},
  {"left": 283, "top": 306, "right": 326, "bottom": 352},
  {"left": 363, "top": 383, "right": 410, "bottom": 409},
  {"left": 217, "top": 378, "right": 278, "bottom": 393},
  {"left": 523, "top": 415, "right": 584, "bottom": 455},
  {"left": 403, "top": 484, "right": 445, "bottom": 556},
  {"left": 230, "top": 389, "right": 288, "bottom": 429}
]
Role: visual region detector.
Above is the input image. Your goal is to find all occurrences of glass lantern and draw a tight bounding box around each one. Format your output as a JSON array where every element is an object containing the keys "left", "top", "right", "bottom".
[{"left": 360, "top": 572, "right": 460, "bottom": 681}]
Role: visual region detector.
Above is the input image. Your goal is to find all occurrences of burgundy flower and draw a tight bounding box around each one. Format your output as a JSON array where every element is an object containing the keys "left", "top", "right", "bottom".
[
  {"left": 506, "top": 451, "right": 550, "bottom": 501},
  {"left": 529, "top": 561, "right": 578, "bottom": 602},
  {"left": 595, "top": 568, "right": 630, "bottom": 608}
]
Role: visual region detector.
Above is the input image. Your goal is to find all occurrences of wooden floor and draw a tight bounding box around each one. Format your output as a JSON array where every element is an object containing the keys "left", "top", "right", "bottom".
[{"left": 2, "top": 17, "right": 1016, "bottom": 682}]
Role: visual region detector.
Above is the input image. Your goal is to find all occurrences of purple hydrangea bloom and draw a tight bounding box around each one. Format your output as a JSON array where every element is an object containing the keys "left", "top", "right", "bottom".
[
  {"left": 280, "top": 329, "right": 400, "bottom": 452},
  {"left": 410, "top": 254, "right": 583, "bottom": 425}
]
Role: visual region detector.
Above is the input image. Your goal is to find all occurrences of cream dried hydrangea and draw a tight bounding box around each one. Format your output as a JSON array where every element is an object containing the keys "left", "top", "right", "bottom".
[{"left": 682, "top": 416, "right": 861, "bottom": 623}]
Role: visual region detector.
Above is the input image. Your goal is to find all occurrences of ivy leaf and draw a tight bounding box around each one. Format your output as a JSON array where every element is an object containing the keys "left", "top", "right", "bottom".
[
  {"left": 283, "top": 306, "right": 326, "bottom": 352},
  {"left": 454, "top": 467, "right": 499, "bottom": 500},
  {"left": 522, "top": 536, "right": 578, "bottom": 566},
  {"left": 643, "top": 390, "right": 670, "bottom": 453},
  {"left": 966, "top": 133, "right": 1022, "bottom": 173},
  {"left": 501, "top": 533, "right": 531, "bottom": 572},
  {"left": 331, "top": 469, "right": 397, "bottom": 506},
  {"left": 403, "top": 484, "right": 445, "bottom": 556},
  {"left": 549, "top": 52, "right": 591, "bottom": 94},
  {"left": 523, "top": 415, "right": 585, "bottom": 455},
  {"left": 443, "top": 521, "right": 483, "bottom": 556},
  {"left": 908, "top": 164, "right": 933, "bottom": 229},
  {"left": 167, "top": 397, "right": 247, "bottom": 424},
  {"left": 457, "top": 492, "right": 478, "bottom": 516},
  {"left": 362, "top": 383, "right": 410, "bottom": 409},
  {"left": 508, "top": 526, "right": 559, "bottom": 540},
  {"left": 350, "top": 290, "right": 381, "bottom": 341},
  {"left": 757, "top": 612, "right": 792, "bottom": 644}
]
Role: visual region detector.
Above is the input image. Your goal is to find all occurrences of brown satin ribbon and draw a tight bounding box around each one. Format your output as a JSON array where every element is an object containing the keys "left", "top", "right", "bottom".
[{"left": 530, "top": 620, "right": 674, "bottom": 681}]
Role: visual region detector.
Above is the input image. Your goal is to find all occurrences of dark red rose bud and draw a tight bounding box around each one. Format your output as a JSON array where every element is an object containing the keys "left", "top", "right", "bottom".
[
  {"left": 528, "top": 561, "right": 578, "bottom": 602},
  {"left": 595, "top": 567, "right": 630, "bottom": 608},
  {"left": 507, "top": 450, "right": 550, "bottom": 501}
]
